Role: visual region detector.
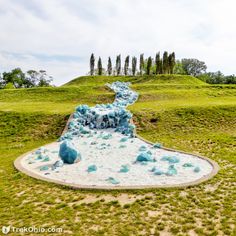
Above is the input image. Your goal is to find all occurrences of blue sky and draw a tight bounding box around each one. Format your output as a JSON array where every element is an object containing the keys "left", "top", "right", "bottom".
[{"left": 0, "top": 0, "right": 236, "bottom": 85}]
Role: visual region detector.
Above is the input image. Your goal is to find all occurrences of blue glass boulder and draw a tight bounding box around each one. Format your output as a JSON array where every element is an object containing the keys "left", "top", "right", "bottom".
[{"left": 59, "top": 141, "right": 81, "bottom": 164}]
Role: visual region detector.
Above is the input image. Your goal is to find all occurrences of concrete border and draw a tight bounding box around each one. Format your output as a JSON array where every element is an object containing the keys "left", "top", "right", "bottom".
[{"left": 14, "top": 90, "right": 219, "bottom": 190}]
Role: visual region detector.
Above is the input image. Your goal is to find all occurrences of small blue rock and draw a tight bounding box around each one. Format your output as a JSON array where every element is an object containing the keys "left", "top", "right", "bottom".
[
  {"left": 161, "top": 156, "right": 179, "bottom": 164},
  {"left": 166, "top": 165, "right": 177, "bottom": 176},
  {"left": 136, "top": 152, "right": 155, "bottom": 162},
  {"left": 119, "top": 165, "right": 129, "bottom": 173},
  {"left": 106, "top": 177, "right": 120, "bottom": 185},
  {"left": 87, "top": 165, "right": 97, "bottom": 173},
  {"left": 53, "top": 160, "right": 64, "bottom": 168},
  {"left": 120, "top": 137, "right": 128, "bottom": 142},
  {"left": 153, "top": 143, "right": 162, "bottom": 149},
  {"left": 154, "top": 169, "right": 164, "bottom": 175},
  {"left": 139, "top": 145, "right": 147, "bottom": 152},
  {"left": 40, "top": 166, "right": 49, "bottom": 171},
  {"left": 183, "top": 163, "right": 194, "bottom": 167},
  {"left": 194, "top": 166, "right": 201, "bottom": 173}
]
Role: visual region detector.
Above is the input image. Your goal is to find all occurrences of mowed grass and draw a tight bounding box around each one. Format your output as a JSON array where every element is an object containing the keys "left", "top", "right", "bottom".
[{"left": 0, "top": 75, "right": 235, "bottom": 236}]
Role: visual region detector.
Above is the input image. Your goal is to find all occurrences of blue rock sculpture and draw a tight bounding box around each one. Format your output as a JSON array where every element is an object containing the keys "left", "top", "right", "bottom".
[
  {"left": 59, "top": 82, "right": 139, "bottom": 141},
  {"left": 59, "top": 141, "right": 81, "bottom": 164}
]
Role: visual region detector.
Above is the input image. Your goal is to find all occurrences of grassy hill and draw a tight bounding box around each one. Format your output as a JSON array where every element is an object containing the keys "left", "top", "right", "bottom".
[
  {"left": 0, "top": 75, "right": 235, "bottom": 235},
  {"left": 65, "top": 74, "right": 206, "bottom": 86}
]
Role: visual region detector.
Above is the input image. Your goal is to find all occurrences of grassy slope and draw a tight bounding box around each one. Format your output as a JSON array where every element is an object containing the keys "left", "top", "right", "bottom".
[{"left": 0, "top": 75, "right": 235, "bottom": 236}]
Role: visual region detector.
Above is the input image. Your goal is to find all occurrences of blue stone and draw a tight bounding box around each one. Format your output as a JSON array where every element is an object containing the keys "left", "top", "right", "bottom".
[
  {"left": 153, "top": 143, "right": 162, "bottom": 149},
  {"left": 194, "top": 166, "right": 200, "bottom": 173},
  {"left": 154, "top": 169, "right": 164, "bottom": 175},
  {"left": 53, "top": 160, "right": 64, "bottom": 168},
  {"left": 166, "top": 165, "right": 177, "bottom": 176},
  {"left": 136, "top": 152, "right": 155, "bottom": 162},
  {"left": 139, "top": 145, "right": 147, "bottom": 152},
  {"left": 106, "top": 177, "right": 120, "bottom": 185},
  {"left": 120, "top": 137, "right": 128, "bottom": 142},
  {"left": 183, "top": 163, "right": 194, "bottom": 167},
  {"left": 39, "top": 165, "right": 49, "bottom": 171},
  {"left": 119, "top": 165, "right": 129, "bottom": 173},
  {"left": 87, "top": 165, "right": 97, "bottom": 173},
  {"left": 161, "top": 156, "right": 179, "bottom": 164},
  {"left": 59, "top": 141, "right": 81, "bottom": 164}
]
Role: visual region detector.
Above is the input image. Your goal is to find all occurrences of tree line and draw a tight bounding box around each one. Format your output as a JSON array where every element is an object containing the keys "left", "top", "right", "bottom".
[
  {"left": 0, "top": 68, "right": 53, "bottom": 89},
  {"left": 89, "top": 52, "right": 176, "bottom": 76},
  {"left": 174, "top": 58, "right": 236, "bottom": 84}
]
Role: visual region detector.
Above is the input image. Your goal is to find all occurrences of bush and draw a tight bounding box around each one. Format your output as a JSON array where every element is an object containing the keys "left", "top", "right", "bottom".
[{"left": 198, "top": 71, "right": 236, "bottom": 84}]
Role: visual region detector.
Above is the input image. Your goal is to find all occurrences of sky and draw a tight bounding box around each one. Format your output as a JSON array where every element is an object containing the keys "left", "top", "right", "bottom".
[{"left": 0, "top": 0, "right": 236, "bottom": 85}]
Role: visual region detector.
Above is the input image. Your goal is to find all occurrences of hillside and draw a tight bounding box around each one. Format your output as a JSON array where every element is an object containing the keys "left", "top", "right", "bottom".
[
  {"left": 64, "top": 74, "right": 207, "bottom": 86},
  {"left": 0, "top": 75, "right": 235, "bottom": 235}
]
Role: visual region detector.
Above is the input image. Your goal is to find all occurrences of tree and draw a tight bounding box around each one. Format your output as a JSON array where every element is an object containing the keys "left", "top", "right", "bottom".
[
  {"left": 90, "top": 53, "right": 95, "bottom": 76},
  {"left": 173, "top": 60, "right": 186, "bottom": 75},
  {"left": 124, "top": 56, "right": 130, "bottom": 76},
  {"left": 181, "top": 58, "right": 207, "bottom": 76},
  {"left": 1, "top": 68, "right": 53, "bottom": 88},
  {"left": 224, "top": 74, "right": 236, "bottom": 84},
  {"left": 116, "top": 55, "right": 121, "bottom": 76},
  {"left": 168, "top": 52, "right": 176, "bottom": 74},
  {"left": 155, "top": 52, "right": 162, "bottom": 74},
  {"left": 132, "top": 57, "right": 137, "bottom": 76},
  {"left": 25, "top": 70, "right": 38, "bottom": 87},
  {"left": 0, "top": 73, "right": 5, "bottom": 88},
  {"left": 147, "top": 57, "right": 152, "bottom": 75},
  {"left": 37, "top": 70, "right": 53, "bottom": 87},
  {"left": 97, "top": 57, "right": 103, "bottom": 75},
  {"left": 198, "top": 71, "right": 236, "bottom": 84},
  {"left": 107, "top": 57, "right": 112, "bottom": 76},
  {"left": 162, "top": 51, "right": 169, "bottom": 74},
  {"left": 2, "top": 68, "right": 25, "bottom": 88},
  {"left": 25, "top": 70, "right": 53, "bottom": 87},
  {"left": 139, "top": 54, "right": 144, "bottom": 75}
]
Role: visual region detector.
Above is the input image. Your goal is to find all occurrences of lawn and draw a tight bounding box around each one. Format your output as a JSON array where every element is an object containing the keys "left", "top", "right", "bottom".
[{"left": 0, "top": 75, "right": 235, "bottom": 235}]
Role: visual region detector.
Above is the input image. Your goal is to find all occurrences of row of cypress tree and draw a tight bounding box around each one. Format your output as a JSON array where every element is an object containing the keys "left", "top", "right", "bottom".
[{"left": 89, "top": 52, "right": 175, "bottom": 76}]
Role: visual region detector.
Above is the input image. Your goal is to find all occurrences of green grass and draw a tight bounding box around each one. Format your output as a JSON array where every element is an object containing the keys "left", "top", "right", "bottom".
[{"left": 0, "top": 75, "right": 235, "bottom": 235}]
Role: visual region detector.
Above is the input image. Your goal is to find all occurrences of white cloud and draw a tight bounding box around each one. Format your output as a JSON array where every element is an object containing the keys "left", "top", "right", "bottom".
[{"left": 0, "top": 0, "right": 236, "bottom": 85}]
